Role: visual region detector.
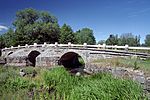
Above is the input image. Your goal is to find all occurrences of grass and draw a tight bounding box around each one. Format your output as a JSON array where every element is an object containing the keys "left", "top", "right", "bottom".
[
  {"left": 93, "top": 57, "right": 150, "bottom": 75},
  {"left": 0, "top": 65, "right": 147, "bottom": 99}
]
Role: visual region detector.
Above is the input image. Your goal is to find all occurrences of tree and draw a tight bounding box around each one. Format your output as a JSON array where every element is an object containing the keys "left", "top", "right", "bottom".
[
  {"left": 75, "top": 28, "right": 96, "bottom": 44},
  {"left": 118, "top": 33, "right": 140, "bottom": 46},
  {"left": 59, "top": 24, "right": 76, "bottom": 44},
  {"left": 135, "top": 35, "right": 140, "bottom": 46},
  {"left": 12, "top": 8, "right": 60, "bottom": 46},
  {"left": 13, "top": 8, "right": 39, "bottom": 27},
  {"left": 145, "top": 34, "right": 150, "bottom": 47},
  {"left": 1, "top": 28, "right": 16, "bottom": 47},
  {"left": 106, "top": 34, "right": 118, "bottom": 45},
  {"left": 97, "top": 40, "right": 105, "bottom": 44},
  {"left": 41, "top": 11, "right": 58, "bottom": 23},
  {"left": 0, "top": 35, "right": 5, "bottom": 49}
]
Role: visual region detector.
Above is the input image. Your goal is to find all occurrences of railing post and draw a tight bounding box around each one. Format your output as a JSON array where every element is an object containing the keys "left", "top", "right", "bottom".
[
  {"left": 98, "top": 44, "right": 101, "bottom": 49},
  {"left": 115, "top": 45, "right": 117, "bottom": 50},
  {"left": 11, "top": 46, "right": 13, "bottom": 49},
  {"left": 18, "top": 45, "right": 20, "bottom": 48},
  {"left": 34, "top": 43, "right": 37, "bottom": 47},
  {"left": 42, "top": 42, "right": 47, "bottom": 47},
  {"left": 83, "top": 43, "right": 87, "bottom": 48},
  {"left": 25, "top": 44, "right": 29, "bottom": 48},
  {"left": 103, "top": 43, "right": 106, "bottom": 49},
  {"left": 125, "top": 44, "right": 129, "bottom": 51},
  {"left": 68, "top": 42, "right": 71, "bottom": 47},
  {"left": 55, "top": 42, "right": 58, "bottom": 47}
]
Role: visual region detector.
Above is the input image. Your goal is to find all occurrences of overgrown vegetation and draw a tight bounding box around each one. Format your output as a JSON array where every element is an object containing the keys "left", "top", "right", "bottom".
[
  {"left": 0, "top": 65, "right": 147, "bottom": 99},
  {"left": 93, "top": 57, "right": 150, "bottom": 75}
]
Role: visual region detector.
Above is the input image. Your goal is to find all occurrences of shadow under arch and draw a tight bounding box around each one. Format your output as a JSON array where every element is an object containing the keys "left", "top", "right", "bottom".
[
  {"left": 27, "top": 50, "right": 41, "bottom": 66},
  {"left": 7, "top": 51, "right": 13, "bottom": 56},
  {"left": 58, "top": 52, "right": 85, "bottom": 72}
]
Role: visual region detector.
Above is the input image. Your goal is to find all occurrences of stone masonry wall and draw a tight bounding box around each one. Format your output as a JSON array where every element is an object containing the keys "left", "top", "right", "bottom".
[
  {"left": 6, "top": 56, "right": 27, "bottom": 66},
  {"left": 36, "top": 56, "right": 60, "bottom": 67}
]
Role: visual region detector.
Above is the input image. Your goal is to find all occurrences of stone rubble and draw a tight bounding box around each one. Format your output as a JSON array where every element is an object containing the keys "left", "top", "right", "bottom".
[{"left": 19, "top": 69, "right": 26, "bottom": 77}]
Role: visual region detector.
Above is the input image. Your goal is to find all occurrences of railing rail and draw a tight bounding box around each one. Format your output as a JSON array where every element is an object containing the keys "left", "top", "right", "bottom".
[{"left": 2, "top": 42, "right": 150, "bottom": 51}]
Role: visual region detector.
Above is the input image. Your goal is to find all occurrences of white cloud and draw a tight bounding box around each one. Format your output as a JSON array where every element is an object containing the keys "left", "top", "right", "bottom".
[{"left": 0, "top": 25, "right": 8, "bottom": 31}]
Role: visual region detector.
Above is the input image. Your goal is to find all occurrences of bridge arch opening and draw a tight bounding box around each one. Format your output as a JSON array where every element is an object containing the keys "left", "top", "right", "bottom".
[
  {"left": 58, "top": 52, "right": 85, "bottom": 73},
  {"left": 27, "top": 50, "right": 41, "bottom": 66},
  {"left": 7, "top": 51, "right": 13, "bottom": 56}
]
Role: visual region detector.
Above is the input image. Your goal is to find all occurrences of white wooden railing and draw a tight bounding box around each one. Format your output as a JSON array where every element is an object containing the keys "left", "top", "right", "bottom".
[{"left": 2, "top": 42, "right": 150, "bottom": 51}]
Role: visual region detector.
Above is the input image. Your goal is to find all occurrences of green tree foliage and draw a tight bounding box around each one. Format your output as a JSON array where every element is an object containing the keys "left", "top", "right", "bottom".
[
  {"left": 13, "top": 8, "right": 39, "bottom": 27},
  {"left": 145, "top": 34, "right": 150, "bottom": 47},
  {"left": 40, "top": 11, "right": 58, "bottom": 23},
  {"left": 5, "top": 8, "right": 60, "bottom": 46},
  {"left": 59, "top": 24, "right": 76, "bottom": 44},
  {"left": 106, "top": 34, "right": 118, "bottom": 45},
  {"left": 104, "top": 33, "right": 140, "bottom": 46},
  {"left": 75, "top": 28, "right": 96, "bottom": 44},
  {"left": 1, "top": 28, "right": 16, "bottom": 47},
  {"left": 0, "top": 35, "right": 5, "bottom": 49},
  {"left": 118, "top": 33, "right": 140, "bottom": 46},
  {"left": 0, "top": 8, "right": 98, "bottom": 47},
  {"left": 97, "top": 40, "right": 105, "bottom": 44}
]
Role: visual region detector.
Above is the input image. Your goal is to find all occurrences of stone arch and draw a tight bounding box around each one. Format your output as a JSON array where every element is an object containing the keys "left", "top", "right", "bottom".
[
  {"left": 27, "top": 50, "right": 41, "bottom": 66},
  {"left": 58, "top": 51, "right": 86, "bottom": 71},
  {"left": 7, "top": 51, "right": 13, "bottom": 56},
  {"left": 3, "top": 51, "right": 14, "bottom": 58},
  {"left": 60, "top": 50, "right": 87, "bottom": 63}
]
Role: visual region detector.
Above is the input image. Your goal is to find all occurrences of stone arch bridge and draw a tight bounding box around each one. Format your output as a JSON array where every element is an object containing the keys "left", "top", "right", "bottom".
[{"left": 1, "top": 42, "right": 150, "bottom": 69}]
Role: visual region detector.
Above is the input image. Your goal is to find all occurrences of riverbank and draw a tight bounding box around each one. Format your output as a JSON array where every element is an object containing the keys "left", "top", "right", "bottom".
[{"left": 0, "top": 65, "right": 148, "bottom": 99}]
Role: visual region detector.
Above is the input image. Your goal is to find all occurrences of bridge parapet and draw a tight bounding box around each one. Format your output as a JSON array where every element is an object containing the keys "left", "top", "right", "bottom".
[
  {"left": 0, "top": 42, "right": 150, "bottom": 67},
  {"left": 2, "top": 42, "right": 150, "bottom": 52},
  {"left": 1, "top": 42, "right": 150, "bottom": 59}
]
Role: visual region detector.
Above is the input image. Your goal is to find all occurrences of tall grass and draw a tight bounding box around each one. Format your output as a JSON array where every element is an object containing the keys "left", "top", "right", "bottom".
[
  {"left": 0, "top": 66, "right": 147, "bottom": 99},
  {"left": 93, "top": 57, "right": 150, "bottom": 74}
]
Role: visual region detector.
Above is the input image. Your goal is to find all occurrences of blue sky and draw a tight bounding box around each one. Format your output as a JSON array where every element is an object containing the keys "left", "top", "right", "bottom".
[{"left": 0, "top": 0, "right": 150, "bottom": 43}]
